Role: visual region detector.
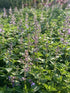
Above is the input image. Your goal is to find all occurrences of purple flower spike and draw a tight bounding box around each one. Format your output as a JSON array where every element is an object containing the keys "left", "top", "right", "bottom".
[
  {"left": 31, "top": 82, "right": 35, "bottom": 86},
  {"left": 68, "top": 29, "right": 70, "bottom": 34}
]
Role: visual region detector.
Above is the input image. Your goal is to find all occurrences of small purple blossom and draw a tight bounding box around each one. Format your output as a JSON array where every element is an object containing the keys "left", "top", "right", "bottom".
[
  {"left": 65, "top": 42, "right": 68, "bottom": 44},
  {"left": 60, "top": 38, "right": 64, "bottom": 41},
  {"left": 31, "top": 82, "right": 35, "bottom": 86}
]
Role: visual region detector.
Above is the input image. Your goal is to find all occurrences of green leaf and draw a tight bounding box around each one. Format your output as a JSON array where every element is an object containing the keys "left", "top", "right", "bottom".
[
  {"left": 5, "top": 68, "right": 12, "bottom": 72},
  {"left": 43, "top": 84, "right": 57, "bottom": 91},
  {"left": 0, "top": 91, "right": 4, "bottom": 93}
]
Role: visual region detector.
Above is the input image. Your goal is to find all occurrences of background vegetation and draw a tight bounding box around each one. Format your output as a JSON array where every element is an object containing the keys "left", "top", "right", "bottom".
[{"left": 0, "top": 0, "right": 69, "bottom": 9}]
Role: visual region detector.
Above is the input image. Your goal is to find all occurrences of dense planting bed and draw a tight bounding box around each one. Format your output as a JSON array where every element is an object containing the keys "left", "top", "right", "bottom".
[{"left": 0, "top": 6, "right": 70, "bottom": 93}]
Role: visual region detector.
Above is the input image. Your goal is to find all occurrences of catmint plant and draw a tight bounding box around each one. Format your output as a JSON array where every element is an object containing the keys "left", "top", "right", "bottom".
[
  {"left": 10, "top": 14, "right": 16, "bottom": 24},
  {"left": 23, "top": 50, "right": 33, "bottom": 78}
]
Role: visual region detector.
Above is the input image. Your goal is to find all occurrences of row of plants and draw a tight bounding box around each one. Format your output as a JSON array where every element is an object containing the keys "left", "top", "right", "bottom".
[
  {"left": 0, "top": 4, "right": 70, "bottom": 93},
  {"left": 0, "top": 0, "right": 68, "bottom": 9}
]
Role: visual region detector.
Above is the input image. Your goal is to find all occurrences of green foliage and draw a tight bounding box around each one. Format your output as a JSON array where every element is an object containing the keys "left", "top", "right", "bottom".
[{"left": 0, "top": 6, "right": 70, "bottom": 93}]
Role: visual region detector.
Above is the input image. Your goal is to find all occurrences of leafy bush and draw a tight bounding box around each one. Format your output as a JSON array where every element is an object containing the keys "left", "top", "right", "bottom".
[{"left": 0, "top": 6, "right": 70, "bottom": 93}]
